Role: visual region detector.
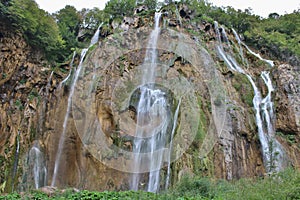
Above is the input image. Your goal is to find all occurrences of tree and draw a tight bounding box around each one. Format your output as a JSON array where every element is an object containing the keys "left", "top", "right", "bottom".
[
  {"left": 54, "top": 5, "right": 81, "bottom": 60},
  {"left": 136, "top": 0, "right": 157, "bottom": 10},
  {"left": 104, "top": 0, "right": 136, "bottom": 19},
  {"left": 80, "top": 7, "right": 109, "bottom": 30},
  {"left": 6, "top": 0, "right": 64, "bottom": 62}
]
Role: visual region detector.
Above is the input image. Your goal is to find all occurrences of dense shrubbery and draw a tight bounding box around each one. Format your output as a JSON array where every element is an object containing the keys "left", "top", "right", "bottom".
[{"left": 0, "top": 168, "right": 299, "bottom": 199}]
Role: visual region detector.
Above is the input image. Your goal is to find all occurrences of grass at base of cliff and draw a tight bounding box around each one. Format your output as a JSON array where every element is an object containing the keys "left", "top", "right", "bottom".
[{"left": 1, "top": 168, "right": 299, "bottom": 199}]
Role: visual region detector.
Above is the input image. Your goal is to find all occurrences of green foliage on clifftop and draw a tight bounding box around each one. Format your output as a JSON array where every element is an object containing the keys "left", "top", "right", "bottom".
[
  {"left": 185, "top": 0, "right": 300, "bottom": 64},
  {"left": 1, "top": 0, "right": 64, "bottom": 62},
  {"left": 1, "top": 0, "right": 299, "bottom": 64}
]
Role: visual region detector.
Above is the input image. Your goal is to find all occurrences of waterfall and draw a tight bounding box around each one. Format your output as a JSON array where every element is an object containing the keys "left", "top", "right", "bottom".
[
  {"left": 260, "top": 72, "right": 286, "bottom": 171},
  {"left": 59, "top": 23, "right": 102, "bottom": 89},
  {"left": 175, "top": 4, "right": 182, "bottom": 27},
  {"left": 214, "top": 23, "right": 244, "bottom": 73},
  {"left": 243, "top": 44, "right": 274, "bottom": 67},
  {"left": 216, "top": 24, "right": 286, "bottom": 172},
  {"left": 11, "top": 131, "right": 20, "bottom": 191},
  {"left": 90, "top": 23, "right": 103, "bottom": 47},
  {"left": 28, "top": 142, "right": 47, "bottom": 189},
  {"left": 221, "top": 26, "right": 229, "bottom": 44},
  {"left": 131, "top": 12, "right": 176, "bottom": 193},
  {"left": 51, "top": 48, "right": 88, "bottom": 187},
  {"left": 51, "top": 27, "right": 101, "bottom": 187},
  {"left": 59, "top": 51, "right": 76, "bottom": 88},
  {"left": 165, "top": 98, "right": 181, "bottom": 190},
  {"left": 231, "top": 29, "right": 248, "bottom": 65}
]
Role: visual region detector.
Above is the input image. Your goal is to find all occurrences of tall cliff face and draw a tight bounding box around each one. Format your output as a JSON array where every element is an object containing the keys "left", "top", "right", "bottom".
[
  {"left": 0, "top": 19, "right": 54, "bottom": 191},
  {"left": 0, "top": 5, "right": 299, "bottom": 192}
]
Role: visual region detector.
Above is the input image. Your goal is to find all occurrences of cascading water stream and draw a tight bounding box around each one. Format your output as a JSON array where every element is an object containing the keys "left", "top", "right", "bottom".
[
  {"left": 90, "top": 23, "right": 103, "bottom": 46},
  {"left": 11, "top": 131, "right": 20, "bottom": 191},
  {"left": 175, "top": 4, "right": 182, "bottom": 27},
  {"left": 51, "top": 27, "right": 101, "bottom": 186},
  {"left": 59, "top": 51, "right": 76, "bottom": 88},
  {"left": 131, "top": 12, "right": 178, "bottom": 193},
  {"left": 243, "top": 44, "right": 274, "bottom": 67},
  {"left": 260, "top": 72, "right": 286, "bottom": 171},
  {"left": 231, "top": 29, "right": 248, "bottom": 65},
  {"left": 216, "top": 23, "right": 286, "bottom": 172},
  {"left": 165, "top": 98, "right": 181, "bottom": 190},
  {"left": 29, "top": 142, "right": 47, "bottom": 189},
  {"left": 60, "top": 23, "right": 102, "bottom": 89}
]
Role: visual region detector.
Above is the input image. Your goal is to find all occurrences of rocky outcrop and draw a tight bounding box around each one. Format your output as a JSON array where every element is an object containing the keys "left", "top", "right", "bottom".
[
  {"left": 274, "top": 64, "right": 300, "bottom": 134},
  {"left": 273, "top": 63, "right": 300, "bottom": 168}
]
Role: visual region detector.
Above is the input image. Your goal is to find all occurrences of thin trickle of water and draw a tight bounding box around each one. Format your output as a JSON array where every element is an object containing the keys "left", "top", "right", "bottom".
[
  {"left": 11, "top": 131, "right": 20, "bottom": 191},
  {"left": 37, "top": 71, "right": 54, "bottom": 140},
  {"left": 221, "top": 26, "right": 229, "bottom": 43},
  {"left": 46, "top": 71, "right": 54, "bottom": 94},
  {"left": 59, "top": 51, "right": 76, "bottom": 88},
  {"left": 231, "top": 28, "right": 248, "bottom": 65},
  {"left": 242, "top": 43, "right": 274, "bottom": 67},
  {"left": 231, "top": 29, "right": 241, "bottom": 44},
  {"left": 52, "top": 27, "right": 101, "bottom": 186},
  {"left": 88, "top": 23, "right": 104, "bottom": 93},
  {"left": 175, "top": 5, "right": 182, "bottom": 27},
  {"left": 165, "top": 98, "right": 181, "bottom": 190},
  {"left": 214, "top": 21, "right": 222, "bottom": 44}
]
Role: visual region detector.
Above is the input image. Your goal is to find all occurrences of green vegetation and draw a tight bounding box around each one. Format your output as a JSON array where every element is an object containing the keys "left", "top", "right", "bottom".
[
  {"left": 183, "top": 0, "right": 299, "bottom": 64},
  {"left": 1, "top": 168, "right": 299, "bottom": 199},
  {"left": 104, "top": 0, "right": 135, "bottom": 20},
  {"left": 244, "top": 11, "right": 300, "bottom": 63},
  {"left": 1, "top": 0, "right": 64, "bottom": 62},
  {"left": 276, "top": 131, "right": 297, "bottom": 145},
  {"left": 232, "top": 73, "right": 254, "bottom": 107},
  {"left": 1, "top": 0, "right": 299, "bottom": 65}
]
